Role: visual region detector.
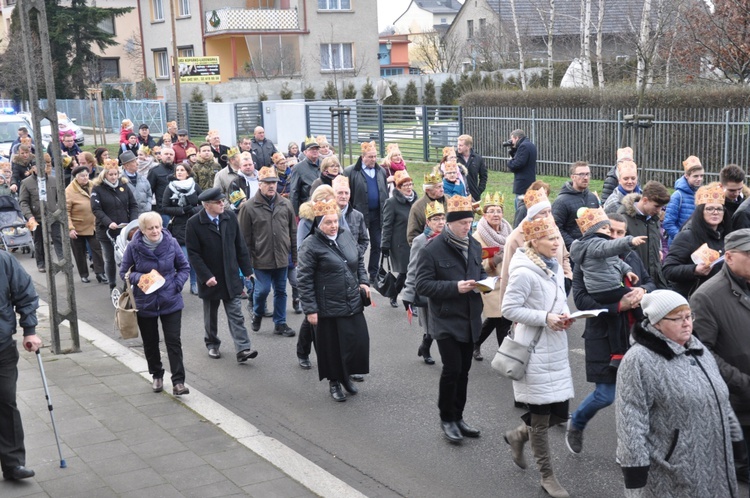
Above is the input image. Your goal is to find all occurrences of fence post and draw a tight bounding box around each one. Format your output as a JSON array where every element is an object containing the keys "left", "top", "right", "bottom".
[
  {"left": 305, "top": 103, "right": 310, "bottom": 137},
  {"left": 617, "top": 110, "right": 623, "bottom": 148},
  {"left": 458, "top": 106, "right": 463, "bottom": 135},
  {"left": 422, "top": 105, "right": 429, "bottom": 162},
  {"left": 530, "top": 108, "right": 536, "bottom": 144},
  {"left": 258, "top": 101, "right": 264, "bottom": 128},
  {"left": 378, "top": 105, "right": 385, "bottom": 158},
  {"left": 724, "top": 110, "right": 730, "bottom": 167}
]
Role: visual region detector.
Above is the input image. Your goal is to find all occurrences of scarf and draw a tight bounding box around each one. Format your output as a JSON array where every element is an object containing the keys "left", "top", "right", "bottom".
[
  {"left": 388, "top": 159, "right": 406, "bottom": 172},
  {"left": 142, "top": 232, "right": 163, "bottom": 251},
  {"left": 72, "top": 179, "right": 91, "bottom": 196},
  {"left": 444, "top": 224, "right": 469, "bottom": 261},
  {"left": 476, "top": 217, "right": 511, "bottom": 251},
  {"left": 104, "top": 178, "right": 119, "bottom": 189},
  {"left": 617, "top": 184, "right": 642, "bottom": 197},
  {"left": 168, "top": 178, "right": 196, "bottom": 207},
  {"left": 540, "top": 254, "right": 559, "bottom": 274},
  {"left": 403, "top": 191, "right": 416, "bottom": 203},
  {"left": 423, "top": 224, "right": 440, "bottom": 240}
]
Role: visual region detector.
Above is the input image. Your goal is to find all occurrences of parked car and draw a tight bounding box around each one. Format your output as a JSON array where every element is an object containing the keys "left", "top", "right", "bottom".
[
  {"left": 18, "top": 112, "right": 84, "bottom": 147},
  {"left": 0, "top": 114, "right": 35, "bottom": 159}
]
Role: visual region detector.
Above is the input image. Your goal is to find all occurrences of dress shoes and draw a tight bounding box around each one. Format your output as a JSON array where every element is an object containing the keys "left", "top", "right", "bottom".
[
  {"left": 236, "top": 349, "right": 258, "bottom": 363},
  {"left": 298, "top": 356, "right": 312, "bottom": 369},
  {"left": 340, "top": 376, "right": 358, "bottom": 395},
  {"left": 329, "top": 381, "right": 346, "bottom": 402},
  {"left": 3, "top": 466, "right": 35, "bottom": 480},
  {"left": 251, "top": 314, "right": 262, "bottom": 332},
  {"left": 418, "top": 344, "right": 435, "bottom": 365},
  {"left": 473, "top": 346, "right": 484, "bottom": 361},
  {"left": 457, "top": 419, "right": 481, "bottom": 438},
  {"left": 441, "top": 421, "right": 463, "bottom": 443},
  {"left": 390, "top": 297, "right": 399, "bottom": 308},
  {"left": 208, "top": 348, "right": 221, "bottom": 359},
  {"left": 274, "top": 323, "right": 296, "bottom": 337},
  {"left": 293, "top": 299, "right": 302, "bottom": 314},
  {"left": 349, "top": 374, "right": 364, "bottom": 382},
  {"left": 172, "top": 383, "right": 190, "bottom": 395},
  {"left": 81, "top": 276, "right": 90, "bottom": 283},
  {"left": 152, "top": 378, "right": 163, "bottom": 393},
  {"left": 96, "top": 273, "right": 108, "bottom": 283}
]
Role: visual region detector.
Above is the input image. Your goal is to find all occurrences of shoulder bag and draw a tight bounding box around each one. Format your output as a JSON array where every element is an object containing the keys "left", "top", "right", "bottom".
[
  {"left": 375, "top": 255, "right": 399, "bottom": 298},
  {"left": 115, "top": 266, "right": 140, "bottom": 339}
]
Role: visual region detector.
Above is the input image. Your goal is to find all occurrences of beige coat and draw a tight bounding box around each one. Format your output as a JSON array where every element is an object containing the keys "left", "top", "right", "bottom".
[
  {"left": 65, "top": 180, "right": 97, "bottom": 235},
  {"left": 498, "top": 225, "right": 572, "bottom": 318}
]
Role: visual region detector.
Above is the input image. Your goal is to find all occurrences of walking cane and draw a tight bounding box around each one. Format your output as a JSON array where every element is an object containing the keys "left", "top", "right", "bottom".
[{"left": 32, "top": 349, "right": 66, "bottom": 468}]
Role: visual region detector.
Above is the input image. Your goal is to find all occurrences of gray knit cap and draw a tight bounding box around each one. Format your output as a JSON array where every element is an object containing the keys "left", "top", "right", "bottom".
[{"left": 641, "top": 289, "right": 689, "bottom": 325}]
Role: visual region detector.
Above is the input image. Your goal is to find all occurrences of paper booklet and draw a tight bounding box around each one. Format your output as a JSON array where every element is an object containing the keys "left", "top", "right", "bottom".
[
  {"left": 473, "top": 276, "right": 499, "bottom": 293},
  {"left": 568, "top": 309, "right": 608, "bottom": 319},
  {"left": 690, "top": 243, "right": 722, "bottom": 267}
]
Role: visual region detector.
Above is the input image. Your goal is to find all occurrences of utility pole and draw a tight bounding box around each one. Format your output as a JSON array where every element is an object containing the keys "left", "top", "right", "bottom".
[
  {"left": 18, "top": 0, "right": 80, "bottom": 354},
  {"left": 169, "top": 0, "right": 183, "bottom": 127}
]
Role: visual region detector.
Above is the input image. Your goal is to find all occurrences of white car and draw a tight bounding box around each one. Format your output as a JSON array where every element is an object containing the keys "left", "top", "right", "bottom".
[
  {"left": 0, "top": 114, "right": 35, "bottom": 160},
  {"left": 18, "top": 112, "right": 84, "bottom": 148}
]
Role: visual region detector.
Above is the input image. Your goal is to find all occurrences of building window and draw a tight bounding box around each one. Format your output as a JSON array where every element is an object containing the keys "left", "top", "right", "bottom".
[
  {"left": 440, "top": 17, "right": 447, "bottom": 24},
  {"left": 479, "top": 18, "right": 486, "bottom": 36},
  {"left": 152, "top": 0, "right": 164, "bottom": 22},
  {"left": 178, "top": 46, "right": 194, "bottom": 58},
  {"left": 409, "top": 67, "right": 421, "bottom": 75},
  {"left": 98, "top": 58, "right": 120, "bottom": 80},
  {"left": 178, "top": 0, "right": 190, "bottom": 17},
  {"left": 98, "top": 13, "right": 116, "bottom": 35},
  {"left": 5, "top": 0, "right": 16, "bottom": 5},
  {"left": 467, "top": 20, "right": 474, "bottom": 39},
  {"left": 320, "top": 43, "right": 353, "bottom": 71},
  {"left": 381, "top": 68, "right": 404, "bottom": 77},
  {"left": 318, "top": 0, "right": 351, "bottom": 10},
  {"left": 154, "top": 50, "right": 170, "bottom": 79}
]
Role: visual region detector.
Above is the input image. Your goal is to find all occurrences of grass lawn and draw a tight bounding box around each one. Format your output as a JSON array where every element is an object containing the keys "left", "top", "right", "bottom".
[{"left": 81, "top": 143, "right": 122, "bottom": 157}]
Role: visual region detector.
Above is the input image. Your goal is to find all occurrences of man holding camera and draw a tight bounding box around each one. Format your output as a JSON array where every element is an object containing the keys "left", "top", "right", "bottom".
[{"left": 505, "top": 130, "right": 537, "bottom": 209}]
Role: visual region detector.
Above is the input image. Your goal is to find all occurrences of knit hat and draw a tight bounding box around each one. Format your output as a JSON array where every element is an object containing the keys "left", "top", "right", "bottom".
[
  {"left": 524, "top": 188, "right": 551, "bottom": 220},
  {"left": 641, "top": 290, "right": 689, "bottom": 325},
  {"left": 71, "top": 165, "right": 88, "bottom": 178}
]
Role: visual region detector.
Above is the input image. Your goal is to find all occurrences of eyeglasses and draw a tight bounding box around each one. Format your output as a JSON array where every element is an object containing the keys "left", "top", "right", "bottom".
[
  {"left": 400, "top": 182, "right": 414, "bottom": 188},
  {"left": 662, "top": 313, "right": 695, "bottom": 323},
  {"left": 704, "top": 206, "right": 725, "bottom": 213},
  {"left": 573, "top": 172, "right": 591, "bottom": 178}
]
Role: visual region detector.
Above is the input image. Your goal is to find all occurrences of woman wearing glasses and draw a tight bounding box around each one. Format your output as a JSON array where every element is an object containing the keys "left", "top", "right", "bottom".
[
  {"left": 663, "top": 184, "right": 728, "bottom": 299},
  {"left": 616, "top": 289, "right": 741, "bottom": 498}
]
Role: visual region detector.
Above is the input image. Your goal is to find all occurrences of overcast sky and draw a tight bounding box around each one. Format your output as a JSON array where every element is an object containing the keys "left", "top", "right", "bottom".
[{"left": 377, "top": 0, "right": 413, "bottom": 31}]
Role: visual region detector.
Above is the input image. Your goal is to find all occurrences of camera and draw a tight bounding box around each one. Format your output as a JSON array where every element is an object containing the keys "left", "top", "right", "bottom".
[{"left": 502, "top": 140, "right": 513, "bottom": 148}]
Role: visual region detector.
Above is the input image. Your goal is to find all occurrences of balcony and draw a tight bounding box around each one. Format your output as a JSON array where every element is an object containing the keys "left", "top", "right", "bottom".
[{"left": 204, "top": 8, "right": 300, "bottom": 35}]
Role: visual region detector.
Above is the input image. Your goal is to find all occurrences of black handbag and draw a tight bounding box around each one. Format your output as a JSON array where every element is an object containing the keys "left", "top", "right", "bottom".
[
  {"left": 375, "top": 255, "right": 399, "bottom": 298},
  {"left": 359, "top": 287, "right": 372, "bottom": 307}
]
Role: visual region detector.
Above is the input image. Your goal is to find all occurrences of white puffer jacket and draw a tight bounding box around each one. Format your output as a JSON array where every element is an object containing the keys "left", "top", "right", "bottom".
[{"left": 501, "top": 248, "right": 574, "bottom": 404}]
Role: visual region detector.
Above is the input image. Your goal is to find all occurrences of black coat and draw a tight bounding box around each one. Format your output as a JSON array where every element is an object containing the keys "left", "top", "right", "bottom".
[
  {"left": 343, "top": 159, "right": 388, "bottom": 226},
  {"left": 551, "top": 182, "right": 601, "bottom": 249},
  {"left": 381, "top": 189, "right": 418, "bottom": 273},
  {"left": 211, "top": 144, "right": 229, "bottom": 169},
  {"left": 90, "top": 180, "right": 139, "bottom": 236},
  {"left": 506, "top": 137, "right": 537, "bottom": 196},
  {"left": 251, "top": 138, "right": 276, "bottom": 167},
  {"left": 663, "top": 225, "right": 724, "bottom": 299},
  {"left": 161, "top": 181, "right": 203, "bottom": 245},
  {"left": 600, "top": 165, "right": 619, "bottom": 204},
  {"left": 297, "top": 228, "right": 368, "bottom": 318},
  {"left": 185, "top": 209, "right": 253, "bottom": 301},
  {"left": 732, "top": 197, "right": 750, "bottom": 231},
  {"left": 457, "top": 149, "right": 488, "bottom": 201},
  {"left": 618, "top": 193, "right": 670, "bottom": 289},
  {"left": 147, "top": 162, "right": 176, "bottom": 212},
  {"left": 415, "top": 231, "right": 486, "bottom": 343},
  {"left": 573, "top": 250, "right": 656, "bottom": 384}
]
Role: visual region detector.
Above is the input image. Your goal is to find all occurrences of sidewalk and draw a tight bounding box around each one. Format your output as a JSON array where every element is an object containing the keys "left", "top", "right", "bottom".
[{"left": 1, "top": 302, "right": 364, "bottom": 498}]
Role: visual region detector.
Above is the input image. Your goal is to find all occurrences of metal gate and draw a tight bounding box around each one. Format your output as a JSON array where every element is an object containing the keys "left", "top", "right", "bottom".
[
  {"left": 114, "top": 100, "right": 166, "bottom": 135},
  {"left": 234, "top": 102, "right": 263, "bottom": 142},
  {"left": 166, "top": 102, "right": 210, "bottom": 140}
]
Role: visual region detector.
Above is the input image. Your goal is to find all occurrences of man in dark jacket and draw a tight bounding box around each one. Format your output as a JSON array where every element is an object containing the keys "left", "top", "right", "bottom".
[
  {"left": 734, "top": 198, "right": 750, "bottom": 231},
  {"left": 343, "top": 142, "right": 388, "bottom": 282},
  {"left": 137, "top": 124, "right": 156, "bottom": 148},
  {"left": 0, "top": 251, "right": 40, "bottom": 481},
  {"left": 185, "top": 188, "right": 257, "bottom": 363},
  {"left": 251, "top": 126, "right": 277, "bottom": 167},
  {"left": 289, "top": 141, "right": 320, "bottom": 213},
  {"left": 416, "top": 195, "right": 486, "bottom": 443},
  {"left": 720, "top": 164, "right": 748, "bottom": 230},
  {"left": 19, "top": 157, "right": 63, "bottom": 272},
  {"left": 506, "top": 129, "right": 537, "bottom": 208},
  {"left": 551, "top": 161, "right": 601, "bottom": 250},
  {"left": 456, "top": 134, "right": 488, "bottom": 201},
  {"left": 147, "top": 146, "right": 176, "bottom": 226},
  {"left": 238, "top": 167, "right": 297, "bottom": 337},
  {"left": 566, "top": 213, "right": 655, "bottom": 455},
  {"left": 691, "top": 228, "right": 750, "bottom": 483},
  {"left": 618, "top": 182, "right": 671, "bottom": 289}
]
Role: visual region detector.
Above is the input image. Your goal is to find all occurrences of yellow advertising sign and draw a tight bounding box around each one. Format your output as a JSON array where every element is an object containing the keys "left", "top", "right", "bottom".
[{"left": 178, "top": 56, "right": 221, "bottom": 83}]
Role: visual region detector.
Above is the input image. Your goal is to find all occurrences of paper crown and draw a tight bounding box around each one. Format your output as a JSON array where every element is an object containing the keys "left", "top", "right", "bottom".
[
  {"left": 62, "top": 155, "right": 73, "bottom": 168},
  {"left": 257, "top": 166, "right": 279, "bottom": 182},
  {"left": 360, "top": 141, "right": 376, "bottom": 154},
  {"left": 423, "top": 172, "right": 442, "bottom": 187},
  {"left": 185, "top": 147, "right": 197, "bottom": 156},
  {"left": 103, "top": 158, "right": 119, "bottom": 169},
  {"left": 483, "top": 192, "right": 504, "bottom": 208},
  {"left": 332, "top": 175, "right": 349, "bottom": 189},
  {"left": 316, "top": 135, "right": 329, "bottom": 146},
  {"left": 616, "top": 147, "right": 633, "bottom": 161},
  {"left": 303, "top": 136, "right": 317, "bottom": 148},
  {"left": 312, "top": 198, "right": 338, "bottom": 217},
  {"left": 446, "top": 195, "right": 473, "bottom": 213},
  {"left": 683, "top": 155, "right": 702, "bottom": 172},
  {"left": 394, "top": 170, "right": 412, "bottom": 186},
  {"left": 442, "top": 146, "right": 455, "bottom": 158},
  {"left": 576, "top": 207, "right": 609, "bottom": 233},
  {"left": 425, "top": 201, "right": 445, "bottom": 219},
  {"left": 225, "top": 147, "right": 240, "bottom": 159},
  {"left": 695, "top": 184, "right": 725, "bottom": 206},
  {"left": 443, "top": 161, "right": 458, "bottom": 173},
  {"left": 386, "top": 143, "right": 400, "bottom": 154},
  {"left": 228, "top": 189, "right": 246, "bottom": 206},
  {"left": 522, "top": 215, "right": 559, "bottom": 241},
  {"left": 20, "top": 136, "right": 31, "bottom": 145},
  {"left": 206, "top": 129, "right": 219, "bottom": 139},
  {"left": 166, "top": 121, "right": 177, "bottom": 128},
  {"left": 523, "top": 188, "right": 549, "bottom": 208},
  {"left": 141, "top": 146, "right": 151, "bottom": 155}
]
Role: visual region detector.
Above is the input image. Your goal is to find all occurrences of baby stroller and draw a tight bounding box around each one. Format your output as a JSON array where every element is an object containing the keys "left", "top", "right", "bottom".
[
  {"left": 0, "top": 196, "right": 34, "bottom": 254},
  {"left": 108, "top": 219, "right": 140, "bottom": 307}
]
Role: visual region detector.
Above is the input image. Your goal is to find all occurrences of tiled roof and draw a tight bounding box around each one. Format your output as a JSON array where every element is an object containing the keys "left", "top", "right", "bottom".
[{"left": 415, "top": 0, "right": 462, "bottom": 14}]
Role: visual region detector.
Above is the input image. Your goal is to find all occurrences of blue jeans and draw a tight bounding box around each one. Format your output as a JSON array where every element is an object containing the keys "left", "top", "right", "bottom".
[
  {"left": 570, "top": 382, "right": 616, "bottom": 431},
  {"left": 180, "top": 245, "right": 197, "bottom": 287},
  {"left": 253, "top": 267, "right": 288, "bottom": 325}
]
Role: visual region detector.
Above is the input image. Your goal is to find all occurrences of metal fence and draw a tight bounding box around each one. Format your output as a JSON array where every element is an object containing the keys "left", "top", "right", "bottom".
[
  {"left": 165, "top": 102, "right": 210, "bottom": 140},
  {"left": 43, "top": 99, "right": 167, "bottom": 134},
  {"left": 234, "top": 102, "right": 263, "bottom": 140},
  {"left": 306, "top": 102, "right": 462, "bottom": 164},
  {"left": 463, "top": 107, "right": 750, "bottom": 186}
]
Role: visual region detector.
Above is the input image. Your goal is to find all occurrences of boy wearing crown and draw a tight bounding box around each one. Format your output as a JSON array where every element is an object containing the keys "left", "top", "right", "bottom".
[
  {"left": 415, "top": 195, "right": 485, "bottom": 443},
  {"left": 406, "top": 172, "right": 447, "bottom": 245}
]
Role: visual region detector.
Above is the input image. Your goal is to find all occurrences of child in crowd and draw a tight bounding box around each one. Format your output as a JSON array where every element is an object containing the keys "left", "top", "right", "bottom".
[
  {"left": 119, "top": 119, "right": 134, "bottom": 145},
  {"left": 442, "top": 161, "right": 466, "bottom": 197}
]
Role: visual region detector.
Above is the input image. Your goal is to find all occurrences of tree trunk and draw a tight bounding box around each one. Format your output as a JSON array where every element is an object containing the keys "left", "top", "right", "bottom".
[
  {"left": 510, "top": 0, "right": 528, "bottom": 90},
  {"left": 547, "top": 0, "right": 556, "bottom": 88},
  {"left": 596, "top": 0, "right": 605, "bottom": 88},
  {"left": 580, "top": 0, "right": 594, "bottom": 87},
  {"left": 636, "top": 0, "right": 653, "bottom": 97}
]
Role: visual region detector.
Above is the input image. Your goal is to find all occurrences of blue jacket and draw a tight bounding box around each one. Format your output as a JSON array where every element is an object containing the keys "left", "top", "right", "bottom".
[
  {"left": 443, "top": 178, "right": 467, "bottom": 197},
  {"left": 663, "top": 176, "right": 696, "bottom": 244},
  {"left": 120, "top": 230, "right": 190, "bottom": 318}
]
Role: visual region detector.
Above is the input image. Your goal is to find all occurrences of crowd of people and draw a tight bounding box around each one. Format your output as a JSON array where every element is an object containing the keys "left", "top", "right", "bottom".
[{"left": 3, "top": 120, "right": 750, "bottom": 498}]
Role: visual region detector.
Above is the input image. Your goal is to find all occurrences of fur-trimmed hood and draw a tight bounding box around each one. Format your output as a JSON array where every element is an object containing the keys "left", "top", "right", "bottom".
[
  {"left": 620, "top": 192, "right": 642, "bottom": 218},
  {"left": 631, "top": 319, "right": 704, "bottom": 360}
]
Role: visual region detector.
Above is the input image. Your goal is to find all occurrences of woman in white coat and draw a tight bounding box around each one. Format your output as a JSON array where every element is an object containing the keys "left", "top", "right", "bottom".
[{"left": 501, "top": 215, "right": 575, "bottom": 498}]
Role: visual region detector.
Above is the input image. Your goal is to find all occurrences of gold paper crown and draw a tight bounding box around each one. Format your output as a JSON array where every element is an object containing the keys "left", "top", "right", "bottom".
[
  {"left": 225, "top": 147, "right": 240, "bottom": 159},
  {"left": 683, "top": 155, "right": 702, "bottom": 172},
  {"left": 443, "top": 161, "right": 458, "bottom": 173},
  {"left": 257, "top": 166, "right": 279, "bottom": 182},
  {"left": 332, "top": 175, "right": 349, "bottom": 189},
  {"left": 446, "top": 195, "right": 473, "bottom": 213},
  {"left": 103, "top": 158, "right": 119, "bottom": 169},
  {"left": 0, "top": 161, "right": 9, "bottom": 168},
  {"left": 185, "top": 147, "right": 197, "bottom": 156},
  {"left": 303, "top": 136, "right": 316, "bottom": 148},
  {"left": 483, "top": 192, "right": 504, "bottom": 208},
  {"left": 576, "top": 207, "right": 609, "bottom": 233},
  {"left": 386, "top": 143, "right": 400, "bottom": 154},
  {"left": 425, "top": 201, "right": 445, "bottom": 219},
  {"left": 523, "top": 188, "right": 549, "bottom": 208},
  {"left": 360, "top": 141, "right": 376, "bottom": 154},
  {"left": 442, "top": 146, "right": 455, "bottom": 158},
  {"left": 394, "top": 170, "right": 411, "bottom": 186},
  {"left": 522, "top": 216, "right": 559, "bottom": 242},
  {"left": 62, "top": 155, "right": 73, "bottom": 168},
  {"left": 696, "top": 184, "right": 725, "bottom": 206},
  {"left": 423, "top": 172, "right": 442, "bottom": 186},
  {"left": 312, "top": 198, "right": 338, "bottom": 217},
  {"left": 228, "top": 189, "right": 246, "bottom": 205},
  {"left": 141, "top": 146, "right": 151, "bottom": 155}
]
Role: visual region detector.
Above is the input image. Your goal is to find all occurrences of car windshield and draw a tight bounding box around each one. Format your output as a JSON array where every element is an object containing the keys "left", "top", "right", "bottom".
[{"left": 0, "top": 122, "right": 26, "bottom": 143}]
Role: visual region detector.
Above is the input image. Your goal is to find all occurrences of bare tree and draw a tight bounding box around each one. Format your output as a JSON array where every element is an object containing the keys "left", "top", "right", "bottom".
[
  {"left": 527, "top": 0, "right": 557, "bottom": 87},
  {"left": 123, "top": 31, "right": 145, "bottom": 82},
  {"left": 509, "top": 0, "right": 528, "bottom": 90},
  {"left": 410, "top": 29, "right": 464, "bottom": 73},
  {"left": 579, "top": 0, "right": 594, "bottom": 87},
  {"left": 595, "top": 0, "right": 605, "bottom": 87}
]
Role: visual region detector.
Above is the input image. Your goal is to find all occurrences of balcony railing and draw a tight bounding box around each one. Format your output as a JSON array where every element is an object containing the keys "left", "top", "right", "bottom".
[{"left": 205, "top": 8, "right": 300, "bottom": 34}]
